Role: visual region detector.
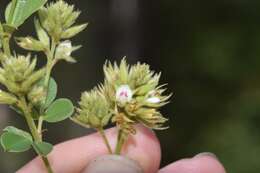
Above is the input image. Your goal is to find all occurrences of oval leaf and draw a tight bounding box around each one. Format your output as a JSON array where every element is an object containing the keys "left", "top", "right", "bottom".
[
  {"left": 44, "top": 98, "right": 74, "bottom": 123},
  {"left": 3, "top": 126, "right": 32, "bottom": 141},
  {"left": 32, "top": 141, "right": 53, "bottom": 156},
  {"left": 44, "top": 77, "right": 57, "bottom": 109},
  {"left": 0, "top": 127, "right": 33, "bottom": 152},
  {"left": 5, "top": 2, "right": 12, "bottom": 23}
]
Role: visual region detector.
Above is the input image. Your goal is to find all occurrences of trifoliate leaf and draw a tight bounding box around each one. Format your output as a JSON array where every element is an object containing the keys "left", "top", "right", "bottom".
[
  {"left": 32, "top": 141, "right": 53, "bottom": 156},
  {"left": 0, "top": 126, "right": 33, "bottom": 152},
  {"left": 43, "top": 98, "right": 74, "bottom": 123},
  {"left": 6, "top": 0, "right": 47, "bottom": 28}
]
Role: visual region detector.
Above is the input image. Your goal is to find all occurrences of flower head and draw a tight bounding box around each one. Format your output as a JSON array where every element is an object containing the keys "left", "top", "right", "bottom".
[
  {"left": 103, "top": 58, "right": 171, "bottom": 132},
  {"left": 0, "top": 54, "right": 45, "bottom": 94},
  {"left": 72, "top": 87, "right": 112, "bottom": 129},
  {"left": 38, "top": 0, "right": 87, "bottom": 42}
]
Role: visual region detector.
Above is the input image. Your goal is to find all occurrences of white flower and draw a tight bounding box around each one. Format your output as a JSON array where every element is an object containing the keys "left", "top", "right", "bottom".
[
  {"left": 56, "top": 40, "right": 72, "bottom": 57},
  {"left": 146, "top": 97, "right": 161, "bottom": 103},
  {"left": 116, "top": 85, "right": 133, "bottom": 105}
]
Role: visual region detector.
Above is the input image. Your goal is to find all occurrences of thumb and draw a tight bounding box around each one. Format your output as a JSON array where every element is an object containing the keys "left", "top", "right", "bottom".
[{"left": 82, "top": 154, "right": 143, "bottom": 173}]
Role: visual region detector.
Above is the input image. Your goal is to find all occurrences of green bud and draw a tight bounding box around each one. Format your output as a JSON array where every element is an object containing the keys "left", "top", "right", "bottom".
[
  {"left": 28, "top": 86, "right": 46, "bottom": 106},
  {"left": 61, "top": 23, "right": 88, "bottom": 39},
  {"left": 0, "top": 90, "right": 17, "bottom": 105},
  {"left": 16, "top": 37, "right": 46, "bottom": 51}
]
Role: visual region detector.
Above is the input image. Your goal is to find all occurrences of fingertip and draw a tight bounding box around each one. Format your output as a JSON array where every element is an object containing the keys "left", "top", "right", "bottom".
[{"left": 159, "top": 153, "right": 226, "bottom": 173}]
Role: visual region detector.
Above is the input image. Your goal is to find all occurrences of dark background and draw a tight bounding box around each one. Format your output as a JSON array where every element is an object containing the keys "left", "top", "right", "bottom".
[{"left": 1, "top": 0, "right": 260, "bottom": 172}]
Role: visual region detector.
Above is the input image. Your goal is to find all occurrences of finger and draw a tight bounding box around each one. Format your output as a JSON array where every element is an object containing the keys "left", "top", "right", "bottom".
[
  {"left": 17, "top": 125, "right": 161, "bottom": 173},
  {"left": 159, "top": 153, "right": 226, "bottom": 173}
]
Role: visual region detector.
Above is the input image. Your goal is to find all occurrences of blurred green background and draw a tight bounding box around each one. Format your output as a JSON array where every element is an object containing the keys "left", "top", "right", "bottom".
[{"left": 1, "top": 0, "right": 260, "bottom": 172}]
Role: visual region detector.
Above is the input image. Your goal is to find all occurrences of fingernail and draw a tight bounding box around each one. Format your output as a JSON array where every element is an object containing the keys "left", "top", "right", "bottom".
[
  {"left": 194, "top": 152, "right": 218, "bottom": 160},
  {"left": 82, "top": 154, "right": 143, "bottom": 173}
]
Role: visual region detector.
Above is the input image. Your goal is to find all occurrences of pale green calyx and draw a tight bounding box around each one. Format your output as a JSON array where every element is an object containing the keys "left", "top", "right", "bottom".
[{"left": 55, "top": 40, "right": 80, "bottom": 63}]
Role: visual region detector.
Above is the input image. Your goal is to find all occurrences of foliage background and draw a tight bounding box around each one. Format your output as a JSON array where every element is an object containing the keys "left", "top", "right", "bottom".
[{"left": 1, "top": 0, "right": 260, "bottom": 172}]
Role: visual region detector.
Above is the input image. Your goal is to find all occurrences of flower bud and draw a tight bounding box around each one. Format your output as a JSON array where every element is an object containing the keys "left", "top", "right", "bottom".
[
  {"left": 146, "top": 97, "right": 161, "bottom": 103},
  {"left": 0, "top": 90, "right": 17, "bottom": 105},
  {"left": 56, "top": 41, "right": 72, "bottom": 57},
  {"left": 61, "top": 23, "right": 88, "bottom": 39},
  {"left": 28, "top": 86, "right": 46, "bottom": 106},
  {"left": 16, "top": 37, "right": 46, "bottom": 51},
  {"left": 55, "top": 40, "right": 77, "bottom": 63}
]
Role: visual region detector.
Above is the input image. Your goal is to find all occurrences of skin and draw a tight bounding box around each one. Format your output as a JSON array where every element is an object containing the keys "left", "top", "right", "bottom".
[{"left": 17, "top": 125, "right": 226, "bottom": 173}]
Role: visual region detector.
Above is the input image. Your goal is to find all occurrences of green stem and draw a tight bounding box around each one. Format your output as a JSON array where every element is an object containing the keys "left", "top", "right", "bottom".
[
  {"left": 115, "top": 129, "right": 128, "bottom": 155},
  {"left": 37, "top": 116, "right": 44, "bottom": 140},
  {"left": 19, "top": 96, "right": 54, "bottom": 173},
  {"left": 2, "top": 34, "right": 11, "bottom": 57},
  {"left": 44, "top": 37, "right": 56, "bottom": 87},
  {"left": 98, "top": 128, "right": 113, "bottom": 154}
]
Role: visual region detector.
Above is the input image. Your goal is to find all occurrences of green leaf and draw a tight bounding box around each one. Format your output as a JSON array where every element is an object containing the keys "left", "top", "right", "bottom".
[
  {"left": 32, "top": 141, "right": 53, "bottom": 156},
  {"left": 43, "top": 98, "right": 74, "bottom": 123},
  {"left": 3, "top": 126, "right": 32, "bottom": 140},
  {"left": 6, "top": 0, "right": 47, "bottom": 28},
  {"left": 0, "top": 126, "right": 32, "bottom": 152},
  {"left": 5, "top": 3, "right": 12, "bottom": 23},
  {"left": 44, "top": 78, "right": 57, "bottom": 109}
]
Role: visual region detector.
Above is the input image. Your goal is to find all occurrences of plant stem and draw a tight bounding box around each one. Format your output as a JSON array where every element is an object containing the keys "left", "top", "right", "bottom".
[
  {"left": 115, "top": 129, "right": 127, "bottom": 154},
  {"left": 37, "top": 116, "right": 44, "bottom": 139},
  {"left": 44, "top": 37, "right": 56, "bottom": 87},
  {"left": 98, "top": 128, "right": 113, "bottom": 154},
  {"left": 19, "top": 96, "right": 54, "bottom": 173},
  {"left": 2, "top": 34, "right": 11, "bottom": 57}
]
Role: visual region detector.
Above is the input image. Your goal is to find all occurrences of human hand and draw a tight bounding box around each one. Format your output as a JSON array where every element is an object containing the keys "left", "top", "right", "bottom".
[{"left": 17, "top": 125, "right": 226, "bottom": 173}]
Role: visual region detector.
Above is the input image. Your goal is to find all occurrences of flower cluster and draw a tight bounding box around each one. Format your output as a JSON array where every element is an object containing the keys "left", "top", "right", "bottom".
[
  {"left": 0, "top": 54, "right": 45, "bottom": 95},
  {"left": 73, "top": 87, "right": 112, "bottom": 129},
  {"left": 38, "top": 0, "right": 87, "bottom": 42},
  {"left": 73, "top": 58, "right": 171, "bottom": 135}
]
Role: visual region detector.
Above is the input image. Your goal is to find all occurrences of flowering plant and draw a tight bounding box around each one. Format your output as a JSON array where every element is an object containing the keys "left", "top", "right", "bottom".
[
  {"left": 0, "top": 0, "right": 86, "bottom": 172},
  {"left": 0, "top": 0, "right": 171, "bottom": 173}
]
